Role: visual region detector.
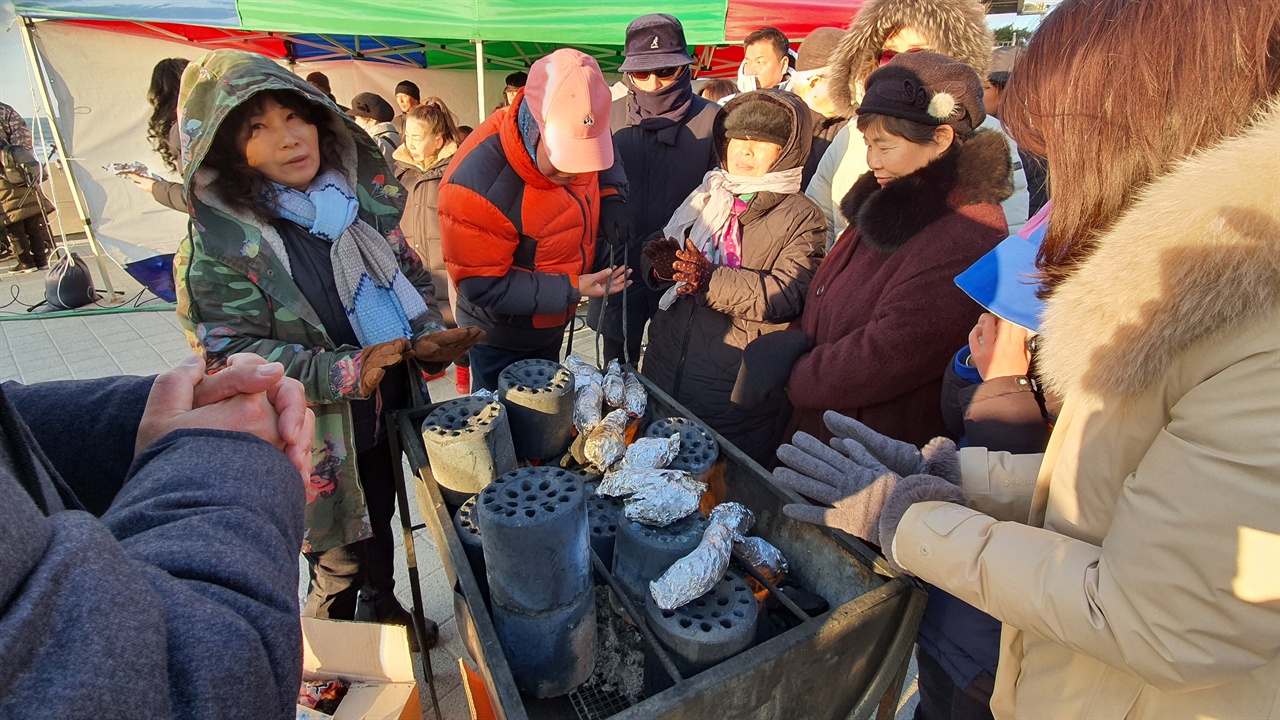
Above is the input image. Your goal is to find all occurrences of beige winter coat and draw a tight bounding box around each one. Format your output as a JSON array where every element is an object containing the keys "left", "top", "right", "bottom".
[{"left": 893, "top": 102, "right": 1280, "bottom": 717}]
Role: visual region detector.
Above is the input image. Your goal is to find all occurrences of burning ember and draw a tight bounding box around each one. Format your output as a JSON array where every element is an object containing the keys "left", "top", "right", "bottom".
[
  {"left": 745, "top": 565, "right": 787, "bottom": 607},
  {"left": 697, "top": 460, "right": 729, "bottom": 516}
]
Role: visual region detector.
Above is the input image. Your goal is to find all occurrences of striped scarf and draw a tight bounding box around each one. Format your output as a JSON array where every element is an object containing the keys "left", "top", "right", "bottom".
[{"left": 271, "top": 169, "right": 429, "bottom": 345}]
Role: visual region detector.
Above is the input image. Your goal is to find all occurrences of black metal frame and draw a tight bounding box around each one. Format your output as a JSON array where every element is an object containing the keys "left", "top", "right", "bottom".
[
  {"left": 391, "top": 372, "right": 927, "bottom": 720},
  {"left": 388, "top": 380, "right": 446, "bottom": 720}
]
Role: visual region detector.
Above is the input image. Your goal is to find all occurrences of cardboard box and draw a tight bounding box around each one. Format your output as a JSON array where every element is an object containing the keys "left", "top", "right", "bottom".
[{"left": 298, "top": 617, "right": 422, "bottom": 720}]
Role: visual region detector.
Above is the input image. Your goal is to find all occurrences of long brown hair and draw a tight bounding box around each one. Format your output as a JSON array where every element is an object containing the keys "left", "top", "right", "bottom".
[
  {"left": 406, "top": 97, "right": 462, "bottom": 145},
  {"left": 1001, "top": 0, "right": 1280, "bottom": 292},
  {"left": 147, "top": 58, "right": 189, "bottom": 172},
  {"left": 202, "top": 89, "right": 343, "bottom": 220}
]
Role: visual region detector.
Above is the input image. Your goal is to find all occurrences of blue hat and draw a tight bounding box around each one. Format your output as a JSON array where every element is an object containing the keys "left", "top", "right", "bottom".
[{"left": 954, "top": 221, "right": 1047, "bottom": 333}]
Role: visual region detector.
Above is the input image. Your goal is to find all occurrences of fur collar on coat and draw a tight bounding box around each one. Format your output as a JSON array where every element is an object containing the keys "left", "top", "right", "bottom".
[
  {"left": 827, "top": 0, "right": 993, "bottom": 117},
  {"left": 1038, "top": 100, "right": 1280, "bottom": 404},
  {"left": 839, "top": 128, "right": 1012, "bottom": 254}
]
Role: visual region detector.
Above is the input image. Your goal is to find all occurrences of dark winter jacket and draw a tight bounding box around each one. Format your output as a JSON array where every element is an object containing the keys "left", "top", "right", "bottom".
[
  {"left": 641, "top": 91, "right": 826, "bottom": 464},
  {"left": 585, "top": 91, "right": 720, "bottom": 347},
  {"left": 786, "top": 130, "right": 1011, "bottom": 448},
  {"left": 802, "top": 110, "right": 848, "bottom": 191},
  {"left": 368, "top": 122, "right": 401, "bottom": 169},
  {"left": 439, "top": 92, "right": 614, "bottom": 351},
  {"left": 0, "top": 376, "right": 304, "bottom": 718},
  {"left": 940, "top": 345, "right": 1062, "bottom": 454},
  {"left": 0, "top": 139, "right": 52, "bottom": 226},
  {"left": 921, "top": 345, "right": 1062, "bottom": 689},
  {"left": 1020, "top": 149, "right": 1049, "bottom": 217},
  {"left": 395, "top": 141, "right": 459, "bottom": 326}
]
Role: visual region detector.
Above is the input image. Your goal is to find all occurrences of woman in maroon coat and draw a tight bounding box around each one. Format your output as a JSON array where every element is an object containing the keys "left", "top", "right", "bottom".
[{"left": 785, "top": 51, "right": 1011, "bottom": 448}]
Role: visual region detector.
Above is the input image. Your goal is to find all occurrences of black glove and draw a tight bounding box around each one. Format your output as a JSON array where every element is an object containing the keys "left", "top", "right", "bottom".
[
  {"left": 598, "top": 195, "right": 635, "bottom": 250},
  {"left": 731, "top": 329, "right": 812, "bottom": 409}
]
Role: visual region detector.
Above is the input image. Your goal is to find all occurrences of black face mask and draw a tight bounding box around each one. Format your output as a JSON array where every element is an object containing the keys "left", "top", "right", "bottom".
[{"left": 625, "top": 68, "right": 694, "bottom": 131}]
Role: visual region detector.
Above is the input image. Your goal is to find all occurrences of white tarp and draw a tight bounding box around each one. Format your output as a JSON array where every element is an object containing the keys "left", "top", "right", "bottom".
[{"left": 30, "top": 20, "right": 509, "bottom": 264}]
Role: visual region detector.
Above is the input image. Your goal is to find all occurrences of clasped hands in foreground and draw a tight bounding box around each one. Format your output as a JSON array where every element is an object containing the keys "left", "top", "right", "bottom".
[
  {"left": 135, "top": 353, "right": 315, "bottom": 481},
  {"left": 134, "top": 326, "right": 491, "bottom": 484},
  {"left": 772, "top": 411, "right": 967, "bottom": 574}
]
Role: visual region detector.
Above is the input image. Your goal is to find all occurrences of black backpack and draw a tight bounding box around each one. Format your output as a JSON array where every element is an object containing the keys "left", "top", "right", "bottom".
[
  {"left": 0, "top": 139, "right": 45, "bottom": 188},
  {"left": 29, "top": 247, "right": 99, "bottom": 312}
]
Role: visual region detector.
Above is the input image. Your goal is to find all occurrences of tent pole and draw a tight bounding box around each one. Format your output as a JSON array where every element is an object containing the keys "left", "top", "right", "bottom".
[
  {"left": 475, "top": 39, "right": 485, "bottom": 124},
  {"left": 19, "top": 17, "right": 118, "bottom": 302}
]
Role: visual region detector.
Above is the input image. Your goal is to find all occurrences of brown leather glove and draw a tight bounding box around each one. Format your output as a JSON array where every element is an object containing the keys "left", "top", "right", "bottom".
[
  {"left": 359, "top": 338, "right": 412, "bottom": 397},
  {"left": 643, "top": 237, "right": 681, "bottom": 281},
  {"left": 411, "top": 327, "right": 486, "bottom": 365},
  {"left": 673, "top": 238, "right": 714, "bottom": 295}
]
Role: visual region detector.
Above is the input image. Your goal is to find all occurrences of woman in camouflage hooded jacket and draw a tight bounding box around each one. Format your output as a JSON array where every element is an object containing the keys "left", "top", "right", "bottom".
[{"left": 174, "top": 50, "right": 480, "bottom": 637}]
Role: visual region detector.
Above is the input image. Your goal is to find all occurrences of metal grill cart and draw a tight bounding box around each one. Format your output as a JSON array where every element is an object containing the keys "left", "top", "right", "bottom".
[{"left": 392, "top": 372, "right": 925, "bottom": 720}]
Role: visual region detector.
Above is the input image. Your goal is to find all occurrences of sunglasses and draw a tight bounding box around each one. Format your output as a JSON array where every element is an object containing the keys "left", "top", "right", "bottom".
[
  {"left": 630, "top": 66, "right": 682, "bottom": 81},
  {"left": 878, "top": 47, "right": 929, "bottom": 66}
]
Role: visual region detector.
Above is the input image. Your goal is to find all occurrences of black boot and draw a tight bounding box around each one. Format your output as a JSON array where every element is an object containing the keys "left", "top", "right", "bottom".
[{"left": 359, "top": 590, "right": 439, "bottom": 651}]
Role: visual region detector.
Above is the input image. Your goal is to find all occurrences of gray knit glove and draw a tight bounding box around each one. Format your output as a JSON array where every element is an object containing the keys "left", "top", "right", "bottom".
[
  {"left": 774, "top": 432, "right": 966, "bottom": 575},
  {"left": 822, "top": 410, "right": 961, "bottom": 484}
]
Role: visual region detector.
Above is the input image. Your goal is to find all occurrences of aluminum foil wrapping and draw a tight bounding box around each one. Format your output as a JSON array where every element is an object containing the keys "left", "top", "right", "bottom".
[
  {"left": 584, "top": 409, "right": 629, "bottom": 469},
  {"left": 566, "top": 355, "right": 603, "bottom": 390},
  {"left": 622, "top": 371, "right": 646, "bottom": 418},
  {"left": 619, "top": 434, "right": 680, "bottom": 470},
  {"left": 733, "top": 535, "right": 789, "bottom": 577},
  {"left": 574, "top": 380, "right": 604, "bottom": 434},
  {"left": 597, "top": 468, "right": 706, "bottom": 526},
  {"left": 603, "top": 359, "right": 625, "bottom": 408},
  {"left": 471, "top": 389, "right": 500, "bottom": 403},
  {"left": 650, "top": 503, "right": 756, "bottom": 610}
]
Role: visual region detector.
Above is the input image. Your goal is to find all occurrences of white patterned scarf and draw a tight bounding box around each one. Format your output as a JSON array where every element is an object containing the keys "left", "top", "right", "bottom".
[
  {"left": 271, "top": 169, "right": 429, "bottom": 345},
  {"left": 662, "top": 167, "right": 803, "bottom": 260},
  {"left": 658, "top": 166, "right": 803, "bottom": 309}
]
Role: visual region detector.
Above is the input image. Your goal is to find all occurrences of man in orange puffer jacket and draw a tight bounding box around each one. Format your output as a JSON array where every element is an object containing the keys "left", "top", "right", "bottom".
[{"left": 439, "top": 49, "right": 630, "bottom": 391}]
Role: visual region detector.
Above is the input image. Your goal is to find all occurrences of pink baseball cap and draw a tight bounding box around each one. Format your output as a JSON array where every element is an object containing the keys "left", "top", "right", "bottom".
[{"left": 525, "top": 49, "right": 614, "bottom": 174}]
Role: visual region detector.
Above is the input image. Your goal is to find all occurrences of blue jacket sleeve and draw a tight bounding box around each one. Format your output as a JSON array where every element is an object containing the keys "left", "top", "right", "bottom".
[
  {"left": 4, "top": 376, "right": 153, "bottom": 517},
  {"left": 0, "top": 427, "right": 304, "bottom": 719},
  {"left": 457, "top": 270, "right": 580, "bottom": 316}
]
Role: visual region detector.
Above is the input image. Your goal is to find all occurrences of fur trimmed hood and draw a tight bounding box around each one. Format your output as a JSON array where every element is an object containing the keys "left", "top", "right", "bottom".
[
  {"left": 827, "top": 0, "right": 992, "bottom": 117},
  {"left": 1038, "top": 100, "right": 1280, "bottom": 404},
  {"left": 840, "top": 128, "right": 1012, "bottom": 253}
]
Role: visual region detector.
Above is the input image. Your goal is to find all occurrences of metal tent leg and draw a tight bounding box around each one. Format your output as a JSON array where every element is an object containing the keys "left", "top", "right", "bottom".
[
  {"left": 475, "top": 39, "right": 486, "bottom": 125},
  {"left": 19, "top": 17, "right": 118, "bottom": 303}
]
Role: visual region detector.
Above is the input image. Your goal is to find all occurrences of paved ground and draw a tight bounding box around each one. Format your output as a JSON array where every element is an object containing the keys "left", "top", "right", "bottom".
[{"left": 0, "top": 259, "right": 917, "bottom": 719}]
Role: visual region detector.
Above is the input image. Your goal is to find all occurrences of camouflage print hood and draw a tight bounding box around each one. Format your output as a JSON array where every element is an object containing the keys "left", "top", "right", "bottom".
[{"left": 178, "top": 49, "right": 404, "bottom": 237}]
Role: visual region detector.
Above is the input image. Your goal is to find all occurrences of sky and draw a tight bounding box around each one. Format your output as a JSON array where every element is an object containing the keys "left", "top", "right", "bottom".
[{"left": 0, "top": 3, "right": 1049, "bottom": 119}]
